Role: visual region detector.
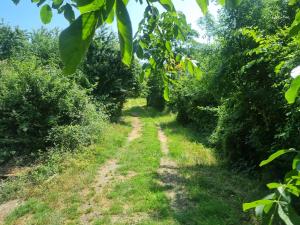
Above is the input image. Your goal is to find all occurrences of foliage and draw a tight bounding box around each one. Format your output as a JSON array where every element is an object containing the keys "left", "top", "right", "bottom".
[
  {"left": 169, "top": 42, "right": 220, "bottom": 138},
  {"left": 11, "top": 0, "right": 240, "bottom": 75},
  {"left": 29, "top": 28, "right": 61, "bottom": 66},
  {"left": 243, "top": 149, "right": 300, "bottom": 225},
  {"left": 135, "top": 7, "right": 201, "bottom": 101},
  {"left": 83, "top": 29, "right": 142, "bottom": 121},
  {"left": 0, "top": 59, "right": 107, "bottom": 163},
  {"left": 0, "top": 22, "right": 28, "bottom": 60},
  {"left": 242, "top": 1, "right": 300, "bottom": 224}
]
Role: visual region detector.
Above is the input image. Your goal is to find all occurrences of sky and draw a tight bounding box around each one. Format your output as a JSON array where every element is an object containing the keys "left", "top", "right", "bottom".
[{"left": 0, "top": 0, "right": 219, "bottom": 39}]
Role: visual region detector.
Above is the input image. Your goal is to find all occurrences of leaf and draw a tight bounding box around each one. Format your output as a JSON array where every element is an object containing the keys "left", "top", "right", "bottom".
[
  {"left": 105, "top": 0, "right": 115, "bottom": 24},
  {"left": 40, "top": 4, "right": 53, "bottom": 24},
  {"left": 52, "top": 0, "right": 63, "bottom": 8},
  {"left": 59, "top": 11, "right": 99, "bottom": 74},
  {"left": 260, "top": 149, "right": 296, "bottom": 167},
  {"left": 165, "top": 41, "right": 172, "bottom": 52},
  {"left": 194, "top": 67, "right": 203, "bottom": 80},
  {"left": 158, "top": 0, "right": 175, "bottom": 11},
  {"left": 267, "top": 183, "right": 282, "bottom": 189},
  {"left": 63, "top": 4, "right": 75, "bottom": 23},
  {"left": 217, "top": 0, "right": 225, "bottom": 5},
  {"left": 255, "top": 193, "right": 276, "bottom": 216},
  {"left": 139, "top": 71, "right": 145, "bottom": 83},
  {"left": 278, "top": 204, "right": 294, "bottom": 225},
  {"left": 116, "top": 0, "right": 133, "bottom": 65},
  {"left": 292, "top": 154, "right": 300, "bottom": 171},
  {"left": 196, "top": 0, "right": 209, "bottom": 15},
  {"left": 11, "top": 0, "right": 21, "bottom": 5},
  {"left": 285, "top": 76, "right": 300, "bottom": 104},
  {"left": 187, "top": 60, "right": 194, "bottom": 75},
  {"left": 37, "top": 0, "right": 46, "bottom": 7},
  {"left": 75, "top": 0, "right": 105, "bottom": 14},
  {"left": 164, "top": 85, "right": 170, "bottom": 101},
  {"left": 286, "top": 184, "right": 300, "bottom": 197},
  {"left": 243, "top": 200, "right": 274, "bottom": 211}
]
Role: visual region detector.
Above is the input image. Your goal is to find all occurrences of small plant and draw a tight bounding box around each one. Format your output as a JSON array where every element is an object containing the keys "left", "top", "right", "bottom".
[{"left": 243, "top": 148, "right": 300, "bottom": 224}]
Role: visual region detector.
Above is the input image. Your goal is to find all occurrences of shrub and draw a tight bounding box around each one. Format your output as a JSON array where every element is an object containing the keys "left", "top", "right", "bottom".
[
  {"left": 170, "top": 74, "right": 219, "bottom": 139},
  {"left": 0, "top": 58, "right": 107, "bottom": 163}
]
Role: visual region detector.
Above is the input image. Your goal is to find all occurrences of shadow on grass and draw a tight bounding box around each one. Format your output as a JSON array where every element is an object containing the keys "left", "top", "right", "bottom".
[{"left": 148, "top": 163, "right": 262, "bottom": 225}]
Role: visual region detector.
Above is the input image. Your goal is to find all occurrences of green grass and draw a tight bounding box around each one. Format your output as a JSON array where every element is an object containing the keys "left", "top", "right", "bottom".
[
  {"left": 2, "top": 122, "right": 131, "bottom": 225},
  {"left": 1, "top": 98, "right": 262, "bottom": 225}
]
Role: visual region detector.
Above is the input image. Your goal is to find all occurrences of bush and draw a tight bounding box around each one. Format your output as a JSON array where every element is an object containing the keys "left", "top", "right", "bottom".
[
  {"left": 0, "top": 58, "right": 107, "bottom": 163},
  {"left": 169, "top": 72, "right": 219, "bottom": 144}
]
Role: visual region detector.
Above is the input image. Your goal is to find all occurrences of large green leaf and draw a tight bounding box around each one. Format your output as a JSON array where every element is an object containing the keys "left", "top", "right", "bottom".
[
  {"left": 159, "top": 0, "right": 175, "bottom": 11},
  {"left": 59, "top": 11, "right": 99, "bottom": 74},
  {"left": 285, "top": 76, "right": 300, "bottom": 104},
  {"left": 116, "top": 0, "right": 133, "bottom": 65},
  {"left": 196, "top": 0, "right": 209, "bottom": 15},
  {"left": 63, "top": 4, "right": 75, "bottom": 23},
  {"left": 278, "top": 204, "right": 294, "bottom": 225},
  {"left": 217, "top": 0, "right": 225, "bottom": 5},
  {"left": 103, "top": 0, "right": 115, "bottom": 24},
  {"left": 243, "top": 199, "right": 274, "bottom": 211},
  {"left": 74, "top": 0, "right": 105, "bottom": 14},
  {"left": 40, "top": 4, "right": 53, "bottom": 24},
  {"left": 260, "top": 149, "right": 297, "bottom": 167}
]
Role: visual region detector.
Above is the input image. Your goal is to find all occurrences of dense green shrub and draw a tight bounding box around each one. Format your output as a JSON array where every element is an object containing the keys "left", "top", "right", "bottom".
[
  {"left": 0, "top": 59, "right": 107, "bottom": 163},
  {"left": 83, "top": 29, "right": 141, "bottom": 121},
  {"left": 170, "top": 76, "right": 218, "bottom": 135},
  {"left": 170, "top": 0, "right": 300, "bottom": 173}
]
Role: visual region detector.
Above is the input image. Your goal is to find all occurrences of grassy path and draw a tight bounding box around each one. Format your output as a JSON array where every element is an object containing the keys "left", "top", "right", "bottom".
[{"left": 1, "top": 99, "right": 261, "bottom": 225}]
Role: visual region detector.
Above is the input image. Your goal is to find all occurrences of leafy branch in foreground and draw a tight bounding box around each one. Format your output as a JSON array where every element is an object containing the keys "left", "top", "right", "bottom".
[
  {"left": 11, "top": 0, "right": 241, "bottom": 74},
  {"left": 134, "top": 5, "right": 202, "bottom": 100}
]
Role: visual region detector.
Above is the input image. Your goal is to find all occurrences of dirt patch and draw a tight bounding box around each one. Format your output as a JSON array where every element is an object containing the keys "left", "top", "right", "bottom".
[
  {"left": 0, "top": 199, "right": 23, "bottom": 223},
  {"left": 79, "top": 162, "right": 138, "bottom": 224},
  {"left": 128, "top": 117, "right": 142, "bottom": 142},
  {"left": 158, "top": 126, "right": 169, "bottom": 155},
  {"left": 157, "top": 125, "right": 191, "bottom": 213},
  {"left": 80, "top": 159, "right": 119, "bottom": 224}
]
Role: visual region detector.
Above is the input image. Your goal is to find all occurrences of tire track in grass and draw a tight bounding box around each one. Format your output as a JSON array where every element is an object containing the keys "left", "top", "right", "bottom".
[{"left": 79, "top": 117, "right": 142, "bottom": 224}]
